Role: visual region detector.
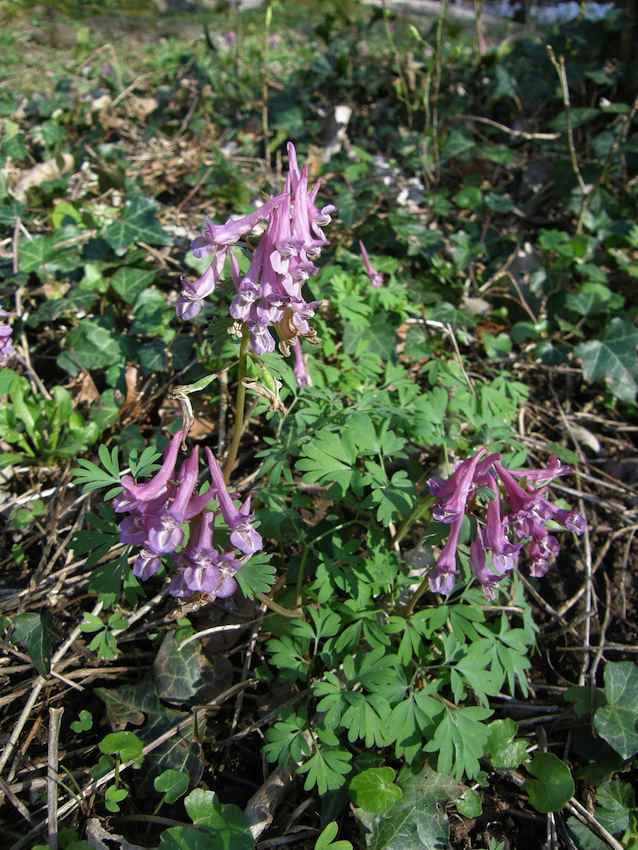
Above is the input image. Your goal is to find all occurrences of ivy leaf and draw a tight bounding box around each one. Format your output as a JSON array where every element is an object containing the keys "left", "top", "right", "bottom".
[
  {"left": 103, "top": 198, "right": 171, "bottom": 252},
  {"left": 596, "top": 779, "right": 635, "bottom": 835},
  {"left": 12, "top": 611, "right": 56, "bottom": 675},
  {"left": 594, "top": 661, "right": 638, "bottom": 759},
  {"left": 349, "top": 767, "right": 403, "bottom": 814},
  {"left": 59, "top": 320, "right": 124, "bottom": 375},
  {"left": 358, "top": 765, "right": 459, "bottom": 850},
  {"left": 110, "top": 266, "right": 156, "bottom": 303},
  {"left": 523, "top": 753, "right": 574, "bottom": 813},
  {"left": 153, "top": 632, "right": 208, "bottom": 704},
  {"left": 575, "top": 319, "right": 638, "bottom": 402},
  {"left": 18, "top": 235, "right": 58, "bottom": 274}
]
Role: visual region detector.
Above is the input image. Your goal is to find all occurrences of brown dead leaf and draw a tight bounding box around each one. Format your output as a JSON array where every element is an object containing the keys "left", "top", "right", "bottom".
[
  {"left": 75, "top": 372, "right": 100, "bottom": 405},
  {"left": 13, "top": 154, "right": 74, "bottom": 202},
  {"left": 159, "top": 395, "right": 216, "bottom": 439},
  {"left": 118, "top": 365, "right": 145, "bottom": 423}
]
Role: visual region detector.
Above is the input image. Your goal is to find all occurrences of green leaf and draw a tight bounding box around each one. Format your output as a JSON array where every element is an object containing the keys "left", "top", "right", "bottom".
[
  {"left": 423, "top": 706, "right": 492, "bottom": 780},
  {"left": 236, "top": 553, "right": 277, "bottom": 599},
  {"left": 103, "top": 197, "right": 171, "bottom": 252},
  {"left": 550, "top": 107, "right": 600, "bottom": 131},
  {"left": 456, "top": 789, "right": 482, "bottom": 818},
  {"left": 181, "top": 788, "right": 254, "bottom": 848},
  {"left": 565, "top": 817, "right": 608, "bottom": 850},
  {"left": 59, "top": 321, "right": 124, "bottom": 375},
  {"left": 12, "top": 611, "right": 56, "bottom": 675},
  {"left": 349, "top": 768, "right": 403, "bottom": 814},
  {"left": 297, "top": 732, "right": 353, "bottom": 795},
  {"left": 296, "top": 429, "right": 357, "bottom": 496},
  {"left": 99, "top": 731, "right": 144, "bottom": 763},
  {"left": 154, "top": 768, "right": 189, "bottom": 804},
  {"left": 110, "top": 266, "right": 156, "bottom": 303},
  {"left": 485, "top": 719, "right": 528, "bottom": 770},
  {"left": 575, "top": 319, "right": 638, "bottom": 403},
  {"left": 596, "top": 779, "right": 635, "bottom": 835},
  {"left": 153, "top": 632, "right": 211, "bottom": 704},
  {"left": 315, "top": 821, "right": 353, "bottom": 850},
  {"left": 70, "top": 710, "right": 93, "bottom": 734},
  {"left": 359, "top": 766, "right": 458, "bottom": 850},
  {"left": 594, "top": 661, "right": 638, "bottom": 759},
  {"left": 104, "top": 784, "right": 128, "bottom": 813},
  {"left": 523, "top": 753, "right": 574, "bottom": 813},
  {"left": 18, "top": 235, "right": 57, "bottom": 274}
]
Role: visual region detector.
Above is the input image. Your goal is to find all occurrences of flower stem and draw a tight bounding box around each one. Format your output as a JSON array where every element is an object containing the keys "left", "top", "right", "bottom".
[
  {"left": 402, "top": 569, "right": 434, "bottom": 618},
  {"left": 223, "top": 325, "right": 250, "bottom": 484},
  {"left": 392, "top": 495, "right": 435, "bottom": 547}
]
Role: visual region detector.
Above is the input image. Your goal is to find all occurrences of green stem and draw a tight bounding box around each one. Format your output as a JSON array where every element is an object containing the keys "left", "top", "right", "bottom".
[
  {"left": 223, "top": 325, "right": 250, "bottom": 484},
  {"left": 392, "top": 495, "right": 435, "bottom": 547},
  {"left": 402, "top": 569, "right": 434, "bottom": 618}
]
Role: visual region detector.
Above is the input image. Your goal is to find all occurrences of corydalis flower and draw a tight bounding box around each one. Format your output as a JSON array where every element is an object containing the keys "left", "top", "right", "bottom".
[
  {"left": 428, "top": 450, "right": 585, "bottom": 597},
  {"left": 178, "top": 142, "right": 334, "bottom": 371},
  {"left": 205, "top": 448, "right": 263, "bottom": 555},
  {"left": 0, "top": 309, "right": 14, "bottom": 366},
  {"left": 115, "top": 431, "right": 264, "bottom": 601},
  {"left": 359, "top": 241, "right": 383, "bottom": 288},
  {"left": 292, "top": 337, "right": 311, "bottom": 389}
]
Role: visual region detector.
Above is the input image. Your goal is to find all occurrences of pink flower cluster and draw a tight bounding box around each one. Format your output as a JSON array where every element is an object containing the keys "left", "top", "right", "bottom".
[
  {"left": 428, "top": 450, "right": 585, "bottom": 597},
  {"left": 115, "top": 431, "right": 262, "bottom": 601},
  {"left": 0, "top": 309, "right": 14, "bottom": 366},
  {"left": 177, "top": 142, "right": 335, "bottom": 364}
]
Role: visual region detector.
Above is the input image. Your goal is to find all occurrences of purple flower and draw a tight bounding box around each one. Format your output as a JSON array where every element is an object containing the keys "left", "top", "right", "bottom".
[
  {"left": 117, "top": 430, "right": 184, "bottom": 507},
  {"left": 205, "top": 448, "right": 263, "bottom": 555},
  {"left": 508, "top": 456, "right": 570, "bottom": 483},
  {"left": 429, "top": 450, "right": 486, "bottom": 524},
  {"left": 359, "top": 241, "right": 383, "bottom": 288},
  {"left": 427, "top": 449, "right": 585, "bottom": 596},
  {"left": 133, "top": 549, "right": 162, "bottom": 581},
  {"left": 484, "top": 477, "right": 520, "bottom": 574},
  {"left": 470, "top": 527, "right": 499, "bottom": 598},
  {"left": 0, "top": 323, "right": 14, "bottom": 366},
  {"left": 146, "top": 447, "right": 200, "bottom": 555},
  {"left": 293, "top": 337, "right": 311, "bottom": 388},
  {"left": 178, "top": 141, "right": 334, "bottom": 367},
  {"left": 429, "top": 515, "right": 464, "bottom": 595},
  {"left": 194, "top": 194, "right": 287, "bottom": 254}
]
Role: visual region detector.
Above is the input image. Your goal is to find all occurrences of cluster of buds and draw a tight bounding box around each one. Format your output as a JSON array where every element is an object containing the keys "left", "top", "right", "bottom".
[
  {"left": 114, "top": 431, "right": 262, "bottom": 601},
  {"left": 0, "top": 309, "right": 14, "bottom": 366},
  {"left": 177, "top": 142, "right": 335, "bottom": 366},
  {"left": 428, "top": 449, "right": 585, "bottom": 597}
]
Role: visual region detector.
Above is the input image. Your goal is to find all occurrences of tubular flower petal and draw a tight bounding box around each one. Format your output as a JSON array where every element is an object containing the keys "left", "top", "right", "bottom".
[
  {"left": 205, "top": 448, "right": 263, "bottom": 556},
  {"left": 293, "top": 337, "right": 311, "bottom": 388},
  {"left": 120, "top": 430, "right": 184, "bottom": 504},
  {"left": 428, "top": 449, "right": 586, "bottom": 596},
  {"left": 359, "top": 241, "right": 383, "bottom": 288}
]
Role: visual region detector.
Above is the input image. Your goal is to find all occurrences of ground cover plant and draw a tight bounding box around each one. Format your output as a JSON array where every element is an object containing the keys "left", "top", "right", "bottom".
[{"left": 0, "top": 0, "right": 637, "bottom": 848}]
